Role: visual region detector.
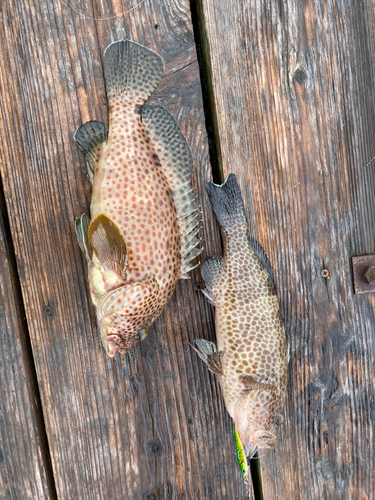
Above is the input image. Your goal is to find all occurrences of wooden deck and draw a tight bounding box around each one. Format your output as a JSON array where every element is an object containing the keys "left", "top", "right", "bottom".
[{"left": 0, "top": 0, "right": 375, "bottom": 498}]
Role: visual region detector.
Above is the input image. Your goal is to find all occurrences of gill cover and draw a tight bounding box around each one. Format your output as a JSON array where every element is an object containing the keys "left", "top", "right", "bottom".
[
  {"left": 234, "top": 387, "right": 277, "bottom": 458},
  {"left": 97, "top": 276, "right": 159, "bottom": 356}
]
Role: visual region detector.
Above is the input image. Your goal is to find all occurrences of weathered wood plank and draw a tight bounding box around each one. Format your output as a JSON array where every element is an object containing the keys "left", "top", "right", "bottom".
[
  {"left": 199, "top": 0, "right": 375, "bottom": 498},
  {"left": 0, "top": 194, "right": 53, "bottom": 499},
  {"left": 0, "top": 0, "right": 252, "bottom": 498}
]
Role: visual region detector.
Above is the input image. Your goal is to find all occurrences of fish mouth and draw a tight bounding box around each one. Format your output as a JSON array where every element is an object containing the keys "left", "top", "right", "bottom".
[
  {"left": 104, "top": 335, "right": 137, "bottom": 357},
  {"left": 247, "top": 430, "right": 276, "bottom": 457},
  {"left": 106, "top": 340, "right": 118, "bottom": 358}
]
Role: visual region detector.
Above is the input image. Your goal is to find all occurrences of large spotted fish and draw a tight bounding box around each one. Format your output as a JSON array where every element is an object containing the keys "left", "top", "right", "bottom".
[
  {"left": 193, "top": 174, "right": 288, "bottom": 465},
  {"left": 75, "top": 40, "right": 201, "bottom": 357}
]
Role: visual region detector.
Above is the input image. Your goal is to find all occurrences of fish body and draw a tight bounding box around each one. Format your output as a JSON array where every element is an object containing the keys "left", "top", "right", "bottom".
[
  {"left": 194, "top": 174, "right": 288, "bottom": 458},
  {"left": 75, "top": 41, "right": 201, "bottom": 356}
]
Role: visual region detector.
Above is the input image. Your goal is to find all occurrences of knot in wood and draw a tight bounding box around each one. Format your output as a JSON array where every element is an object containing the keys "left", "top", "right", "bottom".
[
  {"left": 293, "top": 67, "right": 307, "bottom": 85},
  {"left": 148, "top": 439, "right": 163, "bottom": 457},
  {"left": 144, "top": 493, "right": 157, "bottom": 500}
]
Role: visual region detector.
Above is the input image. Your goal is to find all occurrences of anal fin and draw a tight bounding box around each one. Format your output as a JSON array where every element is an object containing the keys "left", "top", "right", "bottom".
[
  {"left": 88, "top": 213, "right": 128, "bottom": 279},
  {"left": 74, "top": 120, "right": 108, "bottom": 182},
  {"left": 192, "top": 338, "right": 225, "bottom": 376},
  {"left": 201, "top": 256, "right": 224, "bottom": 305}
]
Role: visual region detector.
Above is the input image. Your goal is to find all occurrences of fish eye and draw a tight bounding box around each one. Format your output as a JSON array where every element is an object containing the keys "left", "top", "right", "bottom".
[{"left": 275, "top": 413, "right": 284, "bottom": 425}]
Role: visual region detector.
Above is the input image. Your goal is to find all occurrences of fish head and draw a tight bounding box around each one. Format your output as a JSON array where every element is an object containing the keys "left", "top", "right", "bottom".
[
  {"left": 100, "top": 325, "right": 140, "bottom": 358},
  {"left": 234, "top": 387, "right": 280, "bottom": 458},
  {"left": 97, "top": 276, "right": 159, "bottom": 357}
]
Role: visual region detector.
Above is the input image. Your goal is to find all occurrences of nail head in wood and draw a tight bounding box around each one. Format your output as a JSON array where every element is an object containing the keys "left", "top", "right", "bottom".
[
  {"left": 352, "top": 255, "right": 375, "bottom": 294},
  {"left": 43, "top": 304, "right": 53, "bottom": 317},
  {"left": 321, "top": 269, "right": 329, "bottom": 278}
]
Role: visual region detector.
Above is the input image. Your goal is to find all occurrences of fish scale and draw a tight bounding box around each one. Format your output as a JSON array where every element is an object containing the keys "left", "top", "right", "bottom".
[
  {"left": 74, "top": 40, "right": 201, "bottom": 357},
  {"left": 194, "top": 173, "right": 288, "bottom": 460}
]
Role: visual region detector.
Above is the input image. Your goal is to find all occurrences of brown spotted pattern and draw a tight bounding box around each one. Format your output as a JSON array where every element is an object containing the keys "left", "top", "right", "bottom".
[
  {"left": 202, "top": 179, "right": 288, "bottom": 457},
  {"left": 77, "top": 41, "right": 201, "bottom": 357},
  {"left": 92, "top": 102, "right": 180, "bottom": 303}
]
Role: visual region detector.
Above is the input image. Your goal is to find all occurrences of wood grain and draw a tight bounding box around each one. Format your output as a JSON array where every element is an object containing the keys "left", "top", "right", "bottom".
[
  {"left": 0, "top": 0, "right": 252, "bottom": 498},
  {"left": 0, "top": 193, "right": 53, "bottom": 499},
  {"left": 199, "top": 0, "right": 375, "bottom": 498}
]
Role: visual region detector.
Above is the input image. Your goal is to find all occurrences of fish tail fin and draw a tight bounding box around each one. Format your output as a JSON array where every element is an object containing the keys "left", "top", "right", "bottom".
[
  {"left": 206, "top": 173, "right": 247, "bottom": 229},
  {"left": 103, "top": 40, "right": 165, "bottom": 105}
]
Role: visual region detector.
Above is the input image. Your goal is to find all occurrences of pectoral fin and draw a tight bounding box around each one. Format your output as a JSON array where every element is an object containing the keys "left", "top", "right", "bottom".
[
  {"left": 191, "top": 338, "right": 225, "bottom": 375},
  {"left": 88, "top": 213, "right": 128, "bottom": 279},
  {"left": 239, "top": 374, "right": 277, "bottom": 393}
]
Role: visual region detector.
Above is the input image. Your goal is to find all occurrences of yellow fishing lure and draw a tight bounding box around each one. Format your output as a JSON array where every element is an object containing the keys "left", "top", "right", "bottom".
[{"left": 234, "top": 425, "right": 248, "bottom": 477}]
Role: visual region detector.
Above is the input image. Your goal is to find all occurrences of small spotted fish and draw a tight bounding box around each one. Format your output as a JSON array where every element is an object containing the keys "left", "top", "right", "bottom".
[
  {"left": 75, "top": 40, "right": 201, "bottom": 357},
  {"left": 193, "top": 174, "right": 288, "bottom": 458},
  {"left": 234, "top": 425, "right": 248, "bottom": 478}
]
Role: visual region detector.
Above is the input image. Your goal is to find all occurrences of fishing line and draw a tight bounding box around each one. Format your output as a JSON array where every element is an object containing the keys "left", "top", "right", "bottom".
[
  {"left": 61, "top": 0, "right": 147, "bottom": 21},
  {"left": 363, "top": 155, "right": 375, "bottom": 168}
]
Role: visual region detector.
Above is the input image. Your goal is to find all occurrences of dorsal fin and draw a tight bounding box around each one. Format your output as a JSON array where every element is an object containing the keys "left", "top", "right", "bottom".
[
  {"left": 247, "top": 236, "right": 276, "bottom": 293},
  {"left": 142, "top": 105, "right": 201, "bottom": 277},
  {"left": 74, "top": 120, "right": 108, "bottom": 182}
]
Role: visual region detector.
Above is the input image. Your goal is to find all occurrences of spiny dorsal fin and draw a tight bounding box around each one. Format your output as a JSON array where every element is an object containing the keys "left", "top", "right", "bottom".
[
  {"left": 142, "top": 105, "right": 201, "bottom": 277},
  {"left": 191, "top": 338, "right": 225, "bottom": 376},
  {"left": 75, "top": 213, "right": 92, "bottom": 261},
  {"left": 248, "top": 236, "right": 276, "bottom": 293},
  {"left": 74, "top": 120, "right": 108, "bottom": 182},
  {"left": 103, "top": 40, "right": 164, "bottom": 104},
  {"left": 88, "top": 213, "right": 128, "bottom": 279}
]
